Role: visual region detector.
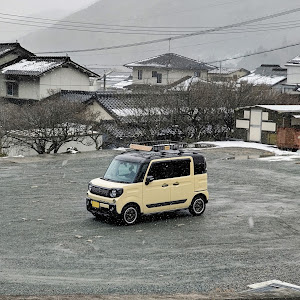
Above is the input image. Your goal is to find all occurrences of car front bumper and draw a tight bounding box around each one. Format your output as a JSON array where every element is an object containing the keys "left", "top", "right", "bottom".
[{"left": 86, "top": 198, "right": 117, "bottom": 216}]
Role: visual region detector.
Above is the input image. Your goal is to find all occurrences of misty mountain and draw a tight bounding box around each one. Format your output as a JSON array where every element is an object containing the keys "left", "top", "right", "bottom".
[
  {"left": 0, "top": 10, "right": 70, "bottom": 43},
  {"left": 19, "top": 0, "right": 300, "bottom": 72}
]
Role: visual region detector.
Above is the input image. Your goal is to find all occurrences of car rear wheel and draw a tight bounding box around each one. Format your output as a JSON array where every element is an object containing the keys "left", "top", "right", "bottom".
[
  {"left": 189, "top": 196, "right": 206, "bottom": 216},
  {"left": 121, "top": 204, "right": 139, "bottom": 225}
]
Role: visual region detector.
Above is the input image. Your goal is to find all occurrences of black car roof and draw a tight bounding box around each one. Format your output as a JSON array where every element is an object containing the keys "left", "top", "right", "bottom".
[{"left": 114, "top": 149, "right": 206, "bottom": 164}]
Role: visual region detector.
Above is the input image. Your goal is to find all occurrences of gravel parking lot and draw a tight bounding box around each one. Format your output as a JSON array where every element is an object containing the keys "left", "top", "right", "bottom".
[{"left": 0, "top": 147, "right": 299, "bottom": 297}]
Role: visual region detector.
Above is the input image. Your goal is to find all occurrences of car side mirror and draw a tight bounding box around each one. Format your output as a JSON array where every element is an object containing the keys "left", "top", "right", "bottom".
[{"left": 145, "top": 175, "right": 154, "bottom": 185}]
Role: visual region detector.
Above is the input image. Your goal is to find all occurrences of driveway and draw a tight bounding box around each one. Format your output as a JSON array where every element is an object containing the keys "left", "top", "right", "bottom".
[{"left": 0, "top": 147, "right": 299, "bottom": 296}]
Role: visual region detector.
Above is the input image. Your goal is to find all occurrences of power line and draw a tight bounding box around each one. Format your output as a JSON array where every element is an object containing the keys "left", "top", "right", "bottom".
[
  {"left": 0, "top": 12, "right": 219, "bottom": 30},
  {"left": 0, "top": 1, "right": 242, "bottom": 30},
  {"left": 86, "top": 41, "right": 300, "bottom": 69},
  {"left": 35, "top": 7, "right": 300, "bottom": 54},
  {"left": 207, "top": 42, "right": 300, "bottom": 64}
]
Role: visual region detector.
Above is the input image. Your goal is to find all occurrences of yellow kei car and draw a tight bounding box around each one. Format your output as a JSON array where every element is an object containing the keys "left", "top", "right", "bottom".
[{"left": 86, "top": 144, "right": 208, "bottom": 225}]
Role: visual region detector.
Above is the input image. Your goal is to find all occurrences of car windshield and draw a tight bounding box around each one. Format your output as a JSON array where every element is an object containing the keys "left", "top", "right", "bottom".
[{"left": 103, "top": 158, "right": 141, "bottom": 183}]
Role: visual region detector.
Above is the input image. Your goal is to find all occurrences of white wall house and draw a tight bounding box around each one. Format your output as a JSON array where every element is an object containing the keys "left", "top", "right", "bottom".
[
  {"left": 0, "top": 56, "right": 101, "bottom": 101},
  {"left": 282, "top": 56, "right": 300, "bottom": 94},
  {"left": 124, "top": 53, "right": 216, "bottom": 88}
]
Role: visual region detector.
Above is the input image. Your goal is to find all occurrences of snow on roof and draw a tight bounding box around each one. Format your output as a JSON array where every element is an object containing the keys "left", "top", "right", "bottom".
[
  {"left": 286, "top": 55, "right": 300, "bottom": 65},
  {"left": 0, "top": 43, "right": 18, "bottom": 57},
  {"left": 0, "top": 48, "right": 12, "bottom": 56},
  {"left": 112, "top": 79, "right": 133, "bottom": 90},
  {"left": 238, "top": 73, "right": 286, "bottom": 86},
  {"left": 171, "top": 76, "right": 202, "bottom": 91},
  {"left": 112, "top": 107, "right": 163, "bottom": 117},
  {"left": 2, "top": 58, "right": 64, "bottom": 76},
  {"left": 293, "top": 115, "right": 300, "bottom": 119},
  {"left": 256, "top": 105, "right": 300, "bottom": 113},
  {"left": 208, "top": 67, "right": 242, "bottom": 74}
]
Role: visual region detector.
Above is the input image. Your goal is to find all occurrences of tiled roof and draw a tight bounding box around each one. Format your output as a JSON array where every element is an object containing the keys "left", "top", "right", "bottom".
[
  {"left": 125, "top": 53, "right": 216, "bottom": 71},
  {"left": 91, "top": 93, "right": 142, "bottom": 119},
  {"left": 0, "top": 44, "right": 16, "bottom": 57},
  {"left": 1, "top": 56, "right": 100, "bottom": 77},
  {"left": 56, "top": 90, "right": 96, "bottom": 103},
  {"left": 0, "top": 42, "right": 34, "bottom": 58},
  {"left": 238, "top": 64, "right": 287, "bottom": 86},
  {"left": 238, "top": 73, "right": 286, "bottom": 86}
]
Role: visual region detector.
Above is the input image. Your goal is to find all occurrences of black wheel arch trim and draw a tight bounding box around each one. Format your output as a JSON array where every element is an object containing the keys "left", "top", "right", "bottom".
[{"left": 193, "top": 193, "right": 208, "bottom": 203}]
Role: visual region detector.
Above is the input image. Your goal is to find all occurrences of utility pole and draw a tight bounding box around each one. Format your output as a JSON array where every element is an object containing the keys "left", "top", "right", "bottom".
[
  {"left": 167, "top": 38, "right": 171, "bottom": 84},
  {"left": 103, "top": 73, "right": 106, "bottom": 91}
]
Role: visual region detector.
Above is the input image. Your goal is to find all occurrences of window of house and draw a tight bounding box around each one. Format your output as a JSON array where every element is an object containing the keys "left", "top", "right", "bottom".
[
  {"left": 157, "top": 73, "right": 162, "bottom": 83},
  {"left": 137, "top": 70, "right": 143, "bottom": 80},
  {"left": 152, "top": 71, "right": 157, "bottom": 77},
  {"left": 194, "top": 71, "right": 201, "bottom": 77},
  {"left": 6, "top": 82, "right": 19, "bottom": 97}
]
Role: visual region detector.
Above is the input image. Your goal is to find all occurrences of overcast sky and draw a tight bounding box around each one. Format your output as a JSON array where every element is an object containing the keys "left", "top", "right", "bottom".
[
  {"left": 0, "top": 0, "right": 98, "bottom": 42},
  {"left": 2, "top": 0, "right": 98, "bottom": 15}
]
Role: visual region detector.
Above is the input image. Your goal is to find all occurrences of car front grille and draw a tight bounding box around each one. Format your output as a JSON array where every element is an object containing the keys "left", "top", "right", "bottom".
[{"left": 90, "top": 185, "right": 110, "bottom": 197}]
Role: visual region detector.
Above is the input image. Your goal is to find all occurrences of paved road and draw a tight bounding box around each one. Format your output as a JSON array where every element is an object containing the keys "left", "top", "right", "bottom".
[{"left": 0, "top": 148, "right": 299, "bottom": 296}]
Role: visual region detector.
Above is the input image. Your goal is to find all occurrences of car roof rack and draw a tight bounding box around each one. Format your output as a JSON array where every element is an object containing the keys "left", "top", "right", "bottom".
[{"left": 130, "top": 140, "right": 187, "bottom": 152}]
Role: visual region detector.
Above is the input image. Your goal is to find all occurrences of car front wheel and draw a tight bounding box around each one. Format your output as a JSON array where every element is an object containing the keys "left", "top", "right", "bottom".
[
  {"left": 189, "top": 196, "right": 206, "bottom": 216},
  {"left": 121, "top": 204, "right": 140, "bottom": 225}
]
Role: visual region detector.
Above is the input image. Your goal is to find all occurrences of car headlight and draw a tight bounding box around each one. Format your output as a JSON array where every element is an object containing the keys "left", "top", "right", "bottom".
[
  {"left": 88, "top": 183, "right": 92, "bottom": 192},
  {"left": 109, "top": 188, "right": 123, "bottom": 198}
]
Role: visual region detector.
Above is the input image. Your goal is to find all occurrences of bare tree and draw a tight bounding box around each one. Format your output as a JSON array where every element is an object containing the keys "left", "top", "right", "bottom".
[
  {"left": 0, "top": 102, "right": 18, "bottom": 155},
  {"left": 117, "top": 93, "right": 173, "bottom": 142},
  {"left": 124, "top": 81, "right": 299, "bottom": 143},
  {"left": 7, "top": 99, "right": 96, "bottom": 154}
]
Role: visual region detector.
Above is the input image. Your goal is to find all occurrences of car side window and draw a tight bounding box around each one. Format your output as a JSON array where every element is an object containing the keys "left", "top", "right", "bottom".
[
  {"left": 147, "top": 161, "right": 172, "bottom": 180},
  {"left": 172, "top": 159, "right": 190, "bottom": 177},
  {"left": 193, "top": 157, "right": 207, "bottom": 174}
]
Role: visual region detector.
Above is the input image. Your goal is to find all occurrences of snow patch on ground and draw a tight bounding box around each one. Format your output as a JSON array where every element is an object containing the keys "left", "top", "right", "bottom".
[{"left": 195, "top": 141, "right": 300, "bottom": 161}]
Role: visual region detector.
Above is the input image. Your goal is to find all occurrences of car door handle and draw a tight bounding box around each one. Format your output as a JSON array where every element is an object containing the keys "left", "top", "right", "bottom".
[
  {"left": 173, "top": 182, "right": 179, "bottom": 186},
  {"left": 162, "top": 183, "right": 168, "bottom": 187}
]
